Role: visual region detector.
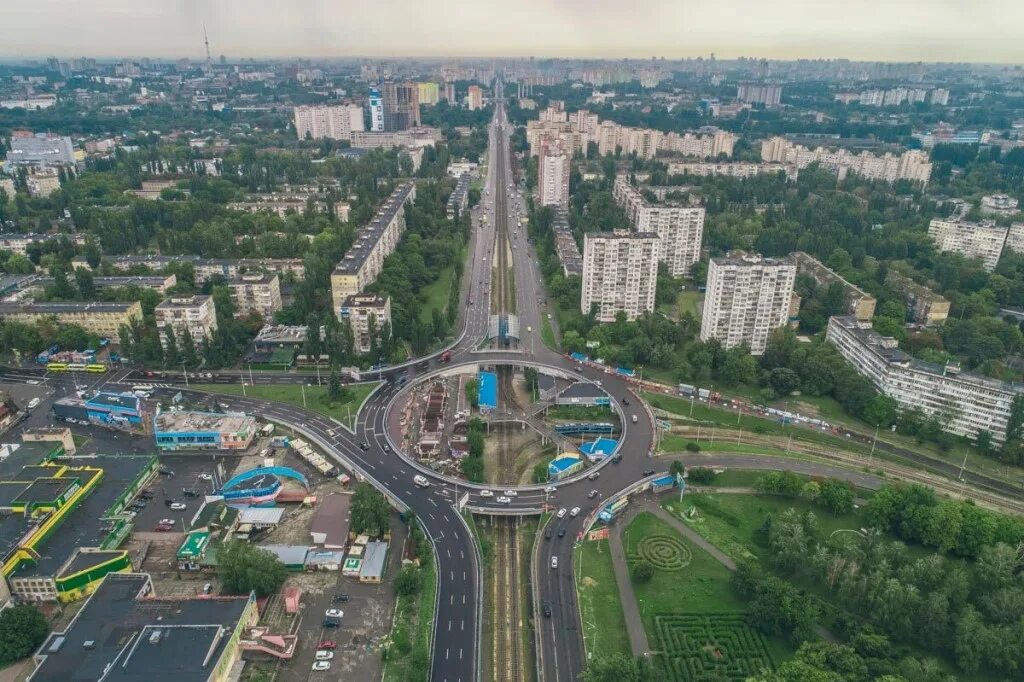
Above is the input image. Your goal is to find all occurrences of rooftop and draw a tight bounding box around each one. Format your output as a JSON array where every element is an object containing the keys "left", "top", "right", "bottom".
[
  {"left": 310, "top": 493, "right": 351, "bottom": 547},
  {"left": 341, "top": 293, "right": 389, "bottom": 309},
  {"left": 0, "top": 301, "right": 138, "bottom": 314},
  {"left": 154, "top": 410, "right": 255, "bottom": 435},
  {"left": 333, "top": 182, "right": 415, "bottom": 277},
  {"left": 29, "top": 573, "right": 252, "bottom": 682},
  {"left": 155, "top": 295, "right": 212, "bottom": 310}
]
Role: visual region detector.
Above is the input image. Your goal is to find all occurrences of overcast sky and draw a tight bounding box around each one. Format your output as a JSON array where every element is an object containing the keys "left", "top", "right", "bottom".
[{"left": 3, "top": 0, "right": 1023, "bottom": 63}]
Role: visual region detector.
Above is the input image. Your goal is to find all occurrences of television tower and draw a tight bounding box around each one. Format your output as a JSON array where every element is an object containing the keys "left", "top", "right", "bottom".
[{"left": 203, "top": 24, "right": 212, "bottom": 70}]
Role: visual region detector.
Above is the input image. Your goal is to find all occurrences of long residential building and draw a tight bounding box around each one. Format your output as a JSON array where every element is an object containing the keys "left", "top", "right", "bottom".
[
  {"left": 292, "top": 104, "right": 365, "bottom": 141},
  {"left": 154, "top": 295, "right": 218, "bottom": 349},
  {"left": 827, "top": 315, "right": 1024, "bottom": 444},
  {"left": 538, "top": 138, "right": 570, "bottom": 208},
  {"left": 71, "top": 255, "right": 306, "bottom": 284},
  {"left": 552, "top": 208, "right": 583, "bottom": 277},
  {"left": 667, "top": 161, "right": 797, "bottom": 180},
  {"left": 0, "top": 232, "right": 87, "bottom": 255},
  {"left": 736, "top": 84, "right": 782, "bottom": 106},
  {"left": 339, "top": 293, "right": 391, "bottom": 353},
  {"left": 446, "top": 172, "right": 470, "bottom": 219},
  {"left": 228, "top": 273, "right": 282, "bottom": 320},
  {"left": 612, "top": 176, "right": 705, "bottom": 277},
  {"left": 884, "top": 271, "right": 950, "bottom": 325},
  {"left": 927, "top": 218, "right": 1008, "bottom": 271},
  {"left": 700, "top": 253, "right": 796, "bottom": 354},
  {"left": 761, "top": 137, "right": 932, "bottom": 184},
  {"left": 331, "top": 182, "right": 416, "bottom": 315},
  {"left": 0, "top": 301, "right": 141, "bottom": 337},
  {"left": 581, "top": 231, "right": 660, "bottom": 322},
  {"left": 791, "top": 251, "right": 876, "bottom": 320},
  {"left": 31, "top": 274, "right": 177, "bottom": 295}
]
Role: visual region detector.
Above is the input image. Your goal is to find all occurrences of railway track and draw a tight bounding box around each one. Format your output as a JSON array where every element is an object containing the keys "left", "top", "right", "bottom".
[{"left": 491, "top": 517, "right": 524, "bottom": 682}]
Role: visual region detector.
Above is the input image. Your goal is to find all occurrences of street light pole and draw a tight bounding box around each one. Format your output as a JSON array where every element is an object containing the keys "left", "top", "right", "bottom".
[{"left": 301, "top": 383, "right": 307, "bottom": 409}]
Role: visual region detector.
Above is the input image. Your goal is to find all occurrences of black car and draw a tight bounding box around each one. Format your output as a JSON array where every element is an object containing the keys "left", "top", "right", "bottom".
[
  {"left": 139, "top": 491, "right": 155, "bottom": 500},
  {"left": 360, "top": 442, "right": 370, "bottom": 451},
  {"left": 612, "top": 456, "right": 622, "bottom": 465},
  {"left": 322, "top": 618, "right": 341, "bottom": 628},
  {"left": 332, "top": 594, "right": 349, "bottom": 603},
  {"left": 642, "top": 469, "right": 655, "bottom": 477},
  {"left": 164, "top": 498, "right": 176, "bottom": 507},
  {"left": 182, "top": 489, "right": 200, "bottom": 497},
  {"left": 542, "top": 601, "right": 552, "bottom": 618},
  {"left": 623, "top": 397, "right": 630, "bottom": 405},
  {"left": 557, "top": 527, "right": 566, "bottom": 538},
  {"left": 544, "top": 528, "right": 552, "bottom": 540}
]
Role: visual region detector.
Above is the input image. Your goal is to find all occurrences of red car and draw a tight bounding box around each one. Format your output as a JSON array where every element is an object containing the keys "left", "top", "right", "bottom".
[
  {"left": 154, "top": 523, "right": 173, "bottom": 532},
  {"left": 317, "top": 641, "right": 337, "bottom": 650}
]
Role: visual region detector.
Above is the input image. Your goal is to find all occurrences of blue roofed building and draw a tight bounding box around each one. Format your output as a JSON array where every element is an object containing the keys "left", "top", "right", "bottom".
[
  {"left": 547, "top": 452, "right": 583, "bottom": 481},
  {"left": 479, "top": 370, "right": 497, "bottom": 412}
]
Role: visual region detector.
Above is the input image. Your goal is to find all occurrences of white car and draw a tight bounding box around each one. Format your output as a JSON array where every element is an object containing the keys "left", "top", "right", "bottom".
[
  {"left": 315, "top": 651, "right": 334, "bottom": 661},
  {"left": 27, "top": 397, "right": 41, "bottom": 410},
  {"left": 503, "top": 490, "right": 518, "bottom": 497},
  {"left": 479, "top": 490, "right": 494, "bottom": 497},
  {"left": 325, "top": 609, "right": 344, "bottom": 619},
  {"left": 26, "top": 379, "right": 40, "bottom": 385},
  {"left": 551, "top": 556, "right": 559, "bottom": 569},
  {"left": 312, "top": 661, "right": 331, "bottom": 671},
  {"left": 556, "top": 508, "right": 567, "bottom": 519},
  {"left": 198, "top": 473, "right": 212, "bottom": 481},
  {"left": 570, "top": 507, "right": 581, "bottom": 518},
  {"left": 496, "top": 496, "right": 511, "bottom": 504},
  {"left": 169, "top": 502, "right": 187, "bottom": 511},
  {"left": 159, "top": 518, "right": 175, "bottom": 526},
  {"left": 544, "top": 486, "right": 556, "bottom": 494}
]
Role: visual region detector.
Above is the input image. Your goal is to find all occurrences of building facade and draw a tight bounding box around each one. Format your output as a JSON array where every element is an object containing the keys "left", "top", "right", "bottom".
[
  {"left": 791, "top": 251, "right": 876, "bottom": 320},
  {"left": 467, "top": 85, "right": 483, "bottom": 111},
  {"left": 884, "top": 271, "right": 950, "bottom": 325},
  {"left": 736, "top": 84, "right": 782, "bottom": 106},
  {"left": 0, "top": 301, "right": 141, "bottom": 337},
  {"left": 612, "top": 176, "right": 705, "bottom": 277},
  {"left": 927, "top": 218, "right": 1008, "bottom": 271},
  {"left": 380, "top": 81, "right": 420, "bottom": 131},
  {"left": 154, "top": 295, "right": 218, "bottom": 349},
  {"left": 827, "top": 316, "right": 1024, "bottom": 444},
  {"left": 339, "top": 294, "right": 391, "bottom": 353},
  {"left": 581, "top": 232, "right": 660, "bottom": 322},
  {"left": 228, "top": 273, "right": 282, "bottom": 320},
  {"left": 538, "top": 138, "right": 570, "bottom": 208},
  {"left": 700, "top": 253, "right": 796, "bottom": 354},
  {"left": 761, "top": 137, "right": 932, "bottom": 185},
  {"left": 292, "top": 104, "right": 365, "bottom": 141},
  {"left": 417, "top": 82, "right": 440, "bottom": 105}
]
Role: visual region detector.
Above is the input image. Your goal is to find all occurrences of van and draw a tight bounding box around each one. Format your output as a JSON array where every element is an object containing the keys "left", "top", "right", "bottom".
[{"left": 413, "top": 475, "right": 430, "bottom": 488}]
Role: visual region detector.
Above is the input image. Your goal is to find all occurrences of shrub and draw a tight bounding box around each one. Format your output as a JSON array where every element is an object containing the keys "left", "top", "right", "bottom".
[
  {"left": 633, "top": 559, "right": 655, "bottom": 583},
  {"left": 685, "top": 441, "right": 701, "bottom": 453},
  {"left": 686, "top": 466, "right": 715, "bottom": 484}
]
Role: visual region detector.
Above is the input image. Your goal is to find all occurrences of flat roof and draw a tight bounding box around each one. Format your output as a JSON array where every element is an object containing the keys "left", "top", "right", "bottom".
[
  {"left": 0, "top": 301, "right": 137, "bottom": 314},
  {"left": 258, "top": 544, "right": 309, "bottom": 566},
  {"left": 310, "top": 493, "right": 351, "bottom": 547},
  {"left": 479, "top": 370, "right": 498, "bottom": 410},
  {"left": 85, "top": 392, "right": 140, "bottom": 411},
  {"left": 57, "top": 549, "right": 125, "bottom": 579},
  {"left": 29, "top": 573, "right": 251, "bottom": 682},
  {"left": 359, "top": 541, "right": 388, "bottom": 579},
  {"left": 333, "top": 182, "right": 415, "bottom": 277},
  {"left": 154, "top": 410, "right": 255, "bottom": 434},
  {"left": 237, "top": 507, "right": 284, "bottom": 525},
  {"left": 155, "top": 295, "right": 211, "bottom": 310}
]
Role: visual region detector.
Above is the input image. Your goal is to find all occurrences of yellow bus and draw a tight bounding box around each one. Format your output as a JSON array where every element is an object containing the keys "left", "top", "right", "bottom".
[
  {"left": 85, "top": 364, "right": 108, "bottom": 373},
  {"left": 46, "top": 362, "right": 69, "bottom": 372}
]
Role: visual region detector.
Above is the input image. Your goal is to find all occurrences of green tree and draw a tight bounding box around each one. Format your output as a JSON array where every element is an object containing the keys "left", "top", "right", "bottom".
[
  {"left": 632, "top": 560, "right": 655, "bottom": 583},
  {"left": 0, "top": 604, "right": 49, "bottom": 665},
  {"left": 668, "top": 460, "right": 686, "bottom": 479},
  {"left": 465, "top": 378, "right": 479, "bottom": 408},
  {"left": 351, "top": 482, "right": 391, "bottom": 536},
  {"left": 818, "top": 479, "right": 855, "bottom": 515},
  {"left": 719, "top": 344, "right": 757, "bottom": 385},
  {"left": 328, "top": 371, "right": 343, "bottom": 401},
  {"left": 768, "top": 367, "right": 801, "bottom": 396},
  {"left": 580, "top": 653, "right": 652, "bottom": 682},
  {"left": 74, "top": 267, "right": 96, "bottom": 299},
  {"left": 217, "top": 541, "right": 287, "bottom": 597},
  {"left": 394, "top": 565, "right": 423, "bottom": 596}
]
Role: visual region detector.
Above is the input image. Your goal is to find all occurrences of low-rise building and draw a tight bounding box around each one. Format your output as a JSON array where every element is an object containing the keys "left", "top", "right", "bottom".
[
  {"left": 33, "top": 274, "right": 176, "bottom": 295},
  {"left": 0, "top": 301, "right": 141, "bottom": 337},
  {"left": 6, "top": 132, "right": 74, "bottom": 167},
  {"left": 0, "top": 232, "right": 86, "bottom": 255},
  {"left": 667, "top": 161, "right": 797, "bottom": 180},
  {"left": 339, "top": 294, "right": 391, "bottom": 353},
  {"left": 26, "top": 169, "right": 60, "bottom": 197},
  {"left": 827, "top": 316, "right": 1024, "bottom": 444},
  {"left": 72, "top": 255, "right": 306, "bottom": 284},
  {"left": 552, "top": 208, "right": 583, "bottom": 277},
  {"left": 884, "top": 271, "right": 950, "bottom": 325},
  {"left": 228, "top": 273, "right": 281, "bottom": 320},
  {"left": 791, "top": 251, "right": 876, "bottom": 320},
  {"left": 155, "top": 295, "right": 217, "bottom": 348},
  {"left": 979, "top": 194, "right": 1019, "bottom": 217},
  {"left": 153, "top": 410, "right": 257, "bottom": 451}
]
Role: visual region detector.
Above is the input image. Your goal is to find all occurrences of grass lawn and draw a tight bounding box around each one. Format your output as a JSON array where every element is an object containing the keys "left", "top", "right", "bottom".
[
  {"left": 541, "top": 313, "right": 557, "bottom": 350},
  {"left": 191, "top": 381, "right": 379, "bottom": 429},
  {"left": 383, "top": 558, "right": 436, "bottom": 682},
  {"left": 575, "top": 538, "right": 631, "bottom": 659},
  {"left": 662, "top": 493, "right": 864, "bottom": 564},
  {"left": 418, "top": 264, "right": 457, "bottom": 325},
  {"left": 656, "top": 290, "right": 702, "bottom": 321}
]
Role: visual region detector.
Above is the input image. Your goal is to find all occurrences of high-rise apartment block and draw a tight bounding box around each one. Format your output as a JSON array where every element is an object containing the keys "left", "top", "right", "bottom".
[
  {"left": 538, "top": 138, "right": 570, "bottom": 208},
  {"left": 467, "top": 85, "right": 483, "bottom": 111},
  {"left": 417, "top": 82, "right": 440, "bottom": 106},
  {"left": 736, "top": 84, "right": 782, "bottom": 106},
  {"left": 339, "top": 294, "right": 392, "bottom": 353},
  {"left": 581, "top": 232, "right": 660, "bottom": 322},
  {"left": 827, "top": 316, "right": 1024, "bottom": 444},
  {"left": 612, "top": 176, "right": 705, "bottom": 277},
  {"left": 761, "top": 137, "right": 932, "bottom": 185},
  {"left": 293, "top": 104, "right": 365, "bottom": 141},
  {"left": 228, "top": 273, "right": 282, "bottom": 321},
  {"left": 155, "top": 295, "right": 218, "bottom": 349},
  {"left": 368, "top": 87, "right": 384, "bottom": 132},
  {"left": 380, "top": 81, "right": 420, "bottom": 131},
  {"left": 331, "top": 182, "right": 416, "bottom": 315},
  {"left": 927, "top": 218, "right": 1008, "bottom": 271},
  {"left": 931, "top": 88, "right": 950, "bottom": 106},
  {"left": 700, "top": 253, "right": 796, "bottom": 354}
]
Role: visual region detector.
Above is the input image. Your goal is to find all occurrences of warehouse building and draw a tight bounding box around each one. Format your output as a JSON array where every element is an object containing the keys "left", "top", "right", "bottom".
[{"left": 153, "top": 410, "right": 257, "bottom": 451}]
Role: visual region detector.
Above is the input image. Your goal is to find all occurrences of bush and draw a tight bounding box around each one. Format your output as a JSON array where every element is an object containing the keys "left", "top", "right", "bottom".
[
  {"left": 633, "top": 559, "right": 655, "bottom": 583},
  {"left": 686, "top": 466, "right": 715, "bottom": 484},
  {"left": 0, "top": 604, "right": 48, "bottom": 666},
  {"left": 395, "top": 566, "right": 423, "bottom": 597},
  {"left": 685, "top": 441, "right": 701, "bottom": 453}
]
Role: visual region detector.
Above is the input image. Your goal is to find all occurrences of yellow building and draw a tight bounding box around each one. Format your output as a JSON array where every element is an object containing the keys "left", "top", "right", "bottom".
[
  {"left": 417, "top": 82, "right": 440, "bottom": 105},
  {"left": 0, "top": 300, "right": 142, "bottom": 337}
]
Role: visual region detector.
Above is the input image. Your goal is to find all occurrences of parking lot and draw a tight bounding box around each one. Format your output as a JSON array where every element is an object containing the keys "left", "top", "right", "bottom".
[{"left": 125, "top": 453, "right": 228, "bottom": 530}]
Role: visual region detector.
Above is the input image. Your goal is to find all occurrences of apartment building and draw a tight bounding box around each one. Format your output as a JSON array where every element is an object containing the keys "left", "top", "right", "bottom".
[
  {"left": 736, "top": 84, "right": 782, "bottom": 106},
  {"left": 660, "top": 130, "right": 738, "bottom": 158},
  {"left": 552, "top": 208, "right": 582, "bottom": 277},
  {"left": 884, "top": 271, "right": 950, "bottom": 325},
  {"left": 467, "top": 85, "right": 483, "bottom": 111},
  {"left": 581, "top": 232, "right": 660, "bottom": 322},
  {"left": 0, "top": 177, "right": 14, "bottom": 199},
  {"left": 979, "top": 194, "right": 1019, "bottom": 217},
  {"left": 612, "top": 176, "right": 705, "bottom": 277},
  {"left": 228, "top": 273, "right": 282, "bottom": 320},
  {"left": 700, "top": 253, "right": 796, "bottom": 354},
  {"left": 447, "top": 173, "right": 471, "bottom": 219},
  {"left": 1004, "top": 223, "right": 1024, "bottom": 255},
  {"left": 827, "top": 316, "right": 1024, "bottom": 444},
  {"left": 72, "top": 255, "right": 306, "bottom": 284},
  {"left": 791, "top": 251, "right": 876, "bottom": 320},
  {"left": 293, "top": 104, "right": 365, "bottom": 141},
  {"left": 0, "top": 232, "right": 86, "bottom": 256},
  {"left": 380, "top": 81, "right": 420, "bottom": 131},
  {"left": 32, "top": 274, "right": 177, "bottom": 295},
  {"left": 339, "top": 294, "right": 391, "bottom": 353},
  {"left": 331, "top": 182, "right": 416, "bottom": 314},
  {"left": 0, "top": 301, "right": 141, "bottom": 337},
  {"left": 667, "top": 161, "right": 797, "bottom": 180},
  {"left": 927, "top": 218, "right": 1008, "bottom": 271},
  {"left": 538, "top": 138, "right": 570, "bottom": 208},
  {"left": 154, "top": 295, "right": 218, "bottom": 349},
  {"left": 539, "top": 101, "right": 567, "bottom": 122},
  {"left": 6, "top": 132, "right": 75, "bottom": 167},
  {"left": 27, "top": 169, "right": 60, "bottom": 198},
  {"left": 761, "top": 137, "right": 932, "bottom": 185},
  {"left": 417, "top": 82, "right": 440, "bottom": 105},
  {"left": 349, "top": 126, "right": 442, "bottom": 150}
]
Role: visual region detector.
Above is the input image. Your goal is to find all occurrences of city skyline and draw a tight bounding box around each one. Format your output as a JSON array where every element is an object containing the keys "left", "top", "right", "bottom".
[{"left": 2, "top": 0, "right": 1024, "bottom": 63}]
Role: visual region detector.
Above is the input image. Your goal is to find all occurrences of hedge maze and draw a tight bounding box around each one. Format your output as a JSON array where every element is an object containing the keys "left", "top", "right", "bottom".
[
  {"left": 632, "top": 534, "right": 692, "bottom": 571},
  {"left": 651, "top": 613, "right": 774, "bottom": 681}
]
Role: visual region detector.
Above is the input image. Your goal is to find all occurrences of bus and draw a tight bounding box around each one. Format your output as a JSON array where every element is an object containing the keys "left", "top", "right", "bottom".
[
  {"left": 132, "top": 384, "right": 154, "bottom": 397},
  {"left": 46, "top": 362, "right": 69, "bottom": 372},
  {"left": 85, "top": 364, "right": 108, "bottom": 373}
]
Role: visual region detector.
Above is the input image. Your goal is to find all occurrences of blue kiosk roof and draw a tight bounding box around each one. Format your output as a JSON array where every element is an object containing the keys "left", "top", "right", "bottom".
[{"left": 479, "top": 371, "right": 497, "bottom": 411}]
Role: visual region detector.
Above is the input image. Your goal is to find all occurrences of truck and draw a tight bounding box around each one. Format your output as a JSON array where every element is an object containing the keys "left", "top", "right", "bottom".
[
  {"left": 678, "top": 383, "right": 696, "bottom": 397},
  {"left": 441, "top": 351, "right": 452, "bottom": 362},
  {"left": 697, "top": 388, "right": 711, "bottom": 400}
]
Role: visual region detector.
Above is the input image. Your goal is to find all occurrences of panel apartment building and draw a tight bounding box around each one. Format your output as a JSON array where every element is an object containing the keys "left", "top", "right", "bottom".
[
  {"left": 228, "top": 273, "right": 282, "bottom": 320},
  {"left": 700, "top": 253, "right": 797, "bottom": 354},
  {"left": 581, "top": 232, "right": 660, "bottom": 322},
  {"left": 154, "top": 295, "right": 218, "bottom": 349},
  {"left": 761, "top": 137, "right": 932, "bottom": 185},
  {"left": 339, "top": 294, "right": 392, "bottom": 353},
  {"left": 330, "top": 182, "right": 416, "bottom": 316},
  {"left": 293, "top": 104, "right": 365, "bottom": 141},
  {"left": 538, "top": 138, "right": 570, "bottom": 208},
  {"left": 827, "top": 315, "right": 1024, "bottom": 444},
  {"left": 0, "top": 301, "right": 141, "bottom": 338},
  {"left": 791, "top": 251, "right": 876, "bottom": 320},
  {"left": 612, "top": 176, "right": 705, "bottom": 277},
  {"left": 927, "top": 218, "right": 1010, "bottom": 272}
]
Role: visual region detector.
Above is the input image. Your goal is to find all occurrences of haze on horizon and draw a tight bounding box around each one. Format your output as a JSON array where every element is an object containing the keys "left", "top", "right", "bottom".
[{"left": 2, "top": 0, "right": 1023, "bottom": 64}]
